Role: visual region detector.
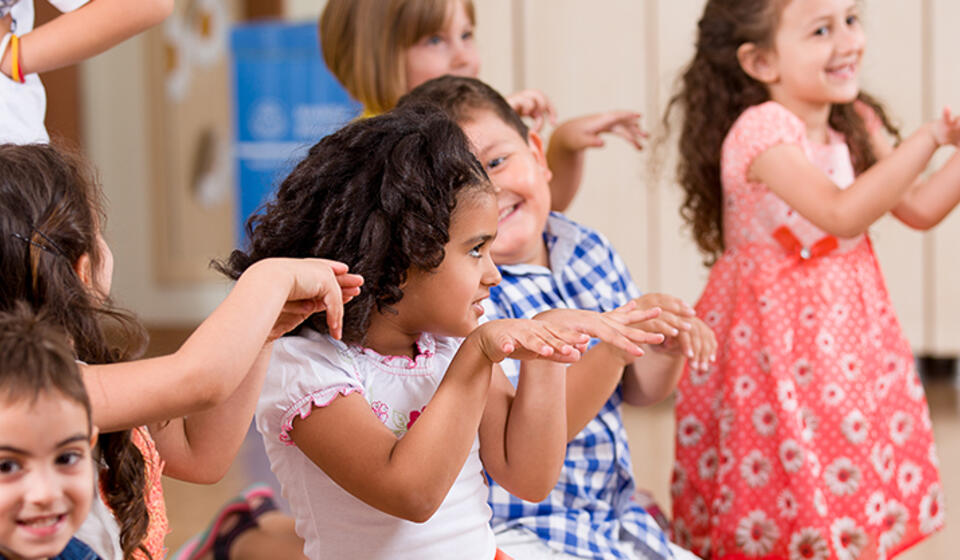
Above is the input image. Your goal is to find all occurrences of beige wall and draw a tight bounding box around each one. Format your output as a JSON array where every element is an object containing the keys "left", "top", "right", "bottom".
[{"left": 85, "top": 1, "right": 960, "bottom": 354}]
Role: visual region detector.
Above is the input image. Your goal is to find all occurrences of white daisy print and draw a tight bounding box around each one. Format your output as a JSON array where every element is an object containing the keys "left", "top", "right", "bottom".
[
  {"left": 841, "top": 410, "right": 868, "bottom": 445},
  {"left": 789, "top": 527, "right": 829, "bottom": 560},
  {"left": 907, "top": 370, "right": 925, "bottom": 401},
  {"left": 757, "top": 295, "right": 771, "bottom": 314},
  {"left": 698, "top": 448, "right": 718, "bottom": 480},
  {"left": 713, "top": 485, "right": 735, "bottom": 515},
  {"left": 829, "top": 303, "right": 850, "bottom": 324},
  {"left": 897, "top": 461, "right": 922, "bottom": 497},
  {"left": 671, "top": 464, "right": 687, "bottom": 496},
  {"left": 691, "top": 495, "right": 710, "bottom": 527},
  {"left": 830, "top": 517, "right": 866, "bottom": 560},
  {"left": 800, "top": 305, "right": 817, "bottom": 328},
  {"left": 865, "top": 491, "right": 886, "bottom": 526},
  {"left": 879, "top": 500, "right": 907, "bottom": 552},
  {"left": 777, "top": 489, "right": 798, "bottom": 519},
  {"left": 705, "top": 310, "right": 722, "bottom": 327},
  {"left": 889, "top": 412, "right": 913, "bottom": 446},
  {"left": 718, "top": 447, "right": 735, "bottom": 477},
  {"left": 757, "top": 349, "right": 771, "bottom": 372},
  {"left": 673, "top": 517, "right": 693, "bottom": 550},
  {"left": 871, "top": 443, "right": 895, "bottom": 483},
  {"left": 799, "top": 407, "right": 819, "bottom": 442},
  {"left": 735, "top": 510, "right": 780, "bottom": 557},
  {"left": 918, "top": 483, "right": 944, "bottom": 535},
  {"left": 793, "top": 358, "right": 813, "bottom": 387},
  {"left": 868, "top": 324, "right": 883, "bottom": 348},
  {"left": 740, "top": 450, "right": 771, "bottom": 488},
  {"left": 677, "top": 415, "right": 705, "bottom": 447},
  {"left": 752, "top": 404, "right": 778, "bottom": 436},
  {"left": 824, "top": 458, "right": 861, "bottom": 496},
  {"left": 882, "top": 353, "right": 903, "bottom": 376},
  {"left": 734, "top": 376, "right": 757, "bottom": 400},
  {"left": 838, "top": 353, "right": 861, "bottom": 380},
  {"left": 814, "top": 489, "right": 828, "bottom": 517},
  {"left": 930, "top": 443, "right": 940, "bottom": 469},
  {"left": 822, "top": 383, "right": 845, "bottom": 407},
  {"left": 719, "top": 407, "right": 736, "bottom": 436},
  {"left": 779, "top": 439, "right": 805, "bottom": 473},
  {"left": 875, "top": 374, "right": 893, "bottom": 399},
  {"left": 815, "top": 330, "right": 835, "bottom": 355},
  {"left": 732, "top": 323, "right": 753, "bottom": 346},
  {"left": 783, "top": 329, "right": 794, "bottom": 353},
  {"left": 777, "top": 380, "right": 798, "bottom": 412},
  {"left": 689, "top": 364, "right": 711, "bottom": 386}
]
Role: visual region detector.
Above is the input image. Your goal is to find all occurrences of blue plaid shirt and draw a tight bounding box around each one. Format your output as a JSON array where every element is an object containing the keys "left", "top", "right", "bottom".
[{"left": 483, "top": 213, "right": 674, "bottom": 560}]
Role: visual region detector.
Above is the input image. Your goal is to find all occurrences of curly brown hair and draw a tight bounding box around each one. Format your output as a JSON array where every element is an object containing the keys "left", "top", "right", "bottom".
[
  {"left": 217, "top": 103, "right": 491, "bottom": 345},
  {"left": 663, "top": 0, "right": 900, "bottom": 265},
  {"left": 0, "top": 143, "right": 152, "bottom": 560}
]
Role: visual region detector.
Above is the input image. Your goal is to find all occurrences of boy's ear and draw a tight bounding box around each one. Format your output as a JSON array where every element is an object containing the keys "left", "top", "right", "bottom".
[
  {"left": 737, "top": 42, "right": 779, "bottom": 84},
  {"left": 73, "top": 253, "right": 93, "bottom": 289},
  {"left": 526, "top": 130, "right": 553, "bottom": 183}
]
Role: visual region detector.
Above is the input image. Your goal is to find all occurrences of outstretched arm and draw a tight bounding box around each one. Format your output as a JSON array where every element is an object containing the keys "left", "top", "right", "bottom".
[
  {"left": 82, "top": 258, "right": 362, "bottom": 433},
  {"left": 289, "top": 319, "right": 585, "bottom": 522},
  {"left": 1, "top": 0, "right": 173, "bottom": 78},
  {"left": 546, "top": 111, "right": 647, "bottom": 212},
  {"left": 751, "top": 107, "right": 960, "bottom": 238}
]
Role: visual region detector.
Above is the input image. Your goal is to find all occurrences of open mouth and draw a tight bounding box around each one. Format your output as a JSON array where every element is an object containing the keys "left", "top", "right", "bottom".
[
  {"left": 826, "top": 63, "right": 857, "bottom": 80},
  {"left": 17, "top": 513, "right": 66, "bottom": 536},
  {"left": 498, "top": 202, "right": 520, "bottom": 223}
]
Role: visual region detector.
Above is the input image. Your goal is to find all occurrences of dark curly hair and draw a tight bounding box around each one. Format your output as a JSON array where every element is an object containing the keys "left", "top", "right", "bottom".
[
  {"left": 663, "top": 0, "right": 900, "bottom": 265},
  {"left": 0, "top": 143, "right": 152, "bottom": 560},
  {"left": 217, "top": 103, "right": 491, "bottom": 344}
]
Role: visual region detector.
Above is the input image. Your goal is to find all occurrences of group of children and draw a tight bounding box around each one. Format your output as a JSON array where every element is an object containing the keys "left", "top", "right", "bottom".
[{"left": 1, "top": 0, "right": 959, "bottom": 559}]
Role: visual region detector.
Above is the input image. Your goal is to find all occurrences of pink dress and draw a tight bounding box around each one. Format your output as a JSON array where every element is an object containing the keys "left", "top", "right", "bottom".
[{"left": 671, "top": 102, "right": 943, "bottom": 560}]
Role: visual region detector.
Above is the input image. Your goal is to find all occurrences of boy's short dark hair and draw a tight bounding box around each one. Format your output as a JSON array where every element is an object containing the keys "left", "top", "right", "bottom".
[
  {"left": 0, "top": 302, "right": 92, "bottom": 430},
  {"left": 398, "top": 76, "right": 530, "bottom": 142}
]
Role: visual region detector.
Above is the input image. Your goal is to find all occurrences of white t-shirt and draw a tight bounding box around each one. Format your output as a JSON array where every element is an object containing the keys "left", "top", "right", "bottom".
[
  {"left": 0, "top": 0, "right": 89, "bottom": 144},
  {"left": 258, "top": 329, "right": 497, "bottom": 560}
]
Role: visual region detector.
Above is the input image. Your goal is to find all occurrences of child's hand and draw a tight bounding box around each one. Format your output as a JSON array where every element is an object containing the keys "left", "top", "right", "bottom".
[
  {"left": 930, "top": 106, "right": 960, "bottom": 147},
  {"left": 628, "top": 293, "right": 716, "bottom": 370},
  {"left": 473, "top": 318, "right": 590, "bottom": 363},
  {"left": 260, "top": 258, "right": 364, "bottom": 342},
  {"left": 506, "top": 89, "right": 557, "bottom": 132},
  {"left": 551, "top": 110, "right": 648, "bottom": 153},
  {"left": 534, "top": 304, "right": 665, "bottom": 362}
]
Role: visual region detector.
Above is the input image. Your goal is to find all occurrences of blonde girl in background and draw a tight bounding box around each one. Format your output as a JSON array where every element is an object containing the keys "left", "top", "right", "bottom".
[
  {"left": 0, "top": 0, "right": 173, "bottom": 144},
  {"left": 0, "top": 142, "right": 363, "bottom": 560},
  {"left": 319, "top": 0, "right": 647, "bottom": 211},
  {"left": 664, "top": 0, "right": 960, "bottom": 558}
]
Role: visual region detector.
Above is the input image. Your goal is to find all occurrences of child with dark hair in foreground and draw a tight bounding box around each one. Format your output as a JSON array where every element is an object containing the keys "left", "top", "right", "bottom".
[{"left": 214, "top": 103, "right": 663, "bottom": 560}]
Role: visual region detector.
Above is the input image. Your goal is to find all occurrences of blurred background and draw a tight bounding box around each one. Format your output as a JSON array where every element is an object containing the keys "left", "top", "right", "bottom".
[{"left": 38, "top": 0, "right": 960, "bottom": 557}]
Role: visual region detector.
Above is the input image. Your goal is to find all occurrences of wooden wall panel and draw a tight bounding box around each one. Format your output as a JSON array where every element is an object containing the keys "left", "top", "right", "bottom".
[{"left": 520, "top": 0, "right": 651, "bottom": 288}]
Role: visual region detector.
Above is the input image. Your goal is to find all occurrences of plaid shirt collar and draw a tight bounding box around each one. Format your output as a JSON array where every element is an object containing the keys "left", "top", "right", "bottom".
[{"left": 484, "top": 213, "right": 674, "bottom": 560}]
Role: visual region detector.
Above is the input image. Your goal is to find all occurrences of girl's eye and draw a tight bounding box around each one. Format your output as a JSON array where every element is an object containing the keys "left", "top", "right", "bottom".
[
  {"left": 425, "top": 34, "right": 443, "bottom": 46},
  {"left": 813, "top": 25, "right": 829, "bottom": 37},
  {"left": 461, "top": 29, "right": 474, "bottom": 41},
  {"left": 0, "top": 459, "right": 21, "bottom": 475},
  {"left": 469, "top": 243, "right": 485, "bottom": 258},
  {"left": 487, "top": 156, "right": 506, "bottom": 170},
  {"left": 846, "top": 14, "right": 859, "bottom": 26},
  {"left": 55, "top": 451, "right": 82, "bottom": 467}
]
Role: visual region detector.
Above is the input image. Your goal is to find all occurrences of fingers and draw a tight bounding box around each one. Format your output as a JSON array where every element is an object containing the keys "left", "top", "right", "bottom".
[
  {"left": 320, "top": 280, "right": 346, "bottom": 340},
  {"left": 507, "top": 89, "right": 558, "bottom": 132}
]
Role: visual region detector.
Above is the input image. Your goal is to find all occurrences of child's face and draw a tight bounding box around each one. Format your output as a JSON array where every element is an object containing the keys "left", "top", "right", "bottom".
[
  {"left": 461, "top": 110, "right": 552, "bottom": 267},
  {"left": 0, "top": 393, "right": 95, "bottom": 560},
  {"left": 404, "top": 1, "right": 480, "bottom": 93},
  {"left": 764, "top": 0, "right": 864, "bottom": 112},
  {"left": 394, "top": 190, "right": 501, "bottom": 338}
]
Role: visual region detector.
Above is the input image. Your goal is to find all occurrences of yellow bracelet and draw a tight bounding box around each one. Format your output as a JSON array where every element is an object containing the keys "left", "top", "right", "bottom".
[{"left": 10, "top": 33, "right": 23, "bottom": 83}]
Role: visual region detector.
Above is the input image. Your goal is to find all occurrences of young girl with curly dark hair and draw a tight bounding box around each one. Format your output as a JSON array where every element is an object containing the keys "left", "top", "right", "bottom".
[
  {"left": 0, "top": 142, "right": 363, "bottom": 560},
  {"left": 212, "top": 103, "right": 662, "bottom": 560},
  {"left": 663, "top": 0, "right": 960, "bottom": 558}
]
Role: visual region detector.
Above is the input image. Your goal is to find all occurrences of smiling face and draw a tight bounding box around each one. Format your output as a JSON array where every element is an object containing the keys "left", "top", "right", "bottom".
[
  {"left": 0, "top": 393, "right": 94, "bottom": 560},
  {"left": 390, "top": 189, "right": 501, "bottom": 343},
  {"left": 764, "top": 0, "right": 865, "bottom": 116},
  {"left": 403, "top": 1, "right": 481, "bottom": 92},
  {"left": 460, "top": 109, "right": 552, "bottom": 267}
]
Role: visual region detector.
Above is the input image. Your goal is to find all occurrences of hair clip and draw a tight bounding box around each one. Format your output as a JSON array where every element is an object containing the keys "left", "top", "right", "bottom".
[{"left": 11, "top": 231, "right": 67, "bottom": 259}]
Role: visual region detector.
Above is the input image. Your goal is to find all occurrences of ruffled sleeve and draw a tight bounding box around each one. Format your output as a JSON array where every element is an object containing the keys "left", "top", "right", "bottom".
[
  {"left": 722, "top": 101, "right": 807, "bottom": 191},
  {"left": 259, "top": 333, "right": 365, "bottom": 445}
]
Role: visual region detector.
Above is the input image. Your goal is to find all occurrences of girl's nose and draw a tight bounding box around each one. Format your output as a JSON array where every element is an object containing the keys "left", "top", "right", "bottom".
[
  {"left": 482, "top": 256, "right": 502, "bottom": 287},
  {"left": 451, "top": 41, "right": 479, "bottom": 72},
  {"left": 24, "top": 468, "right": 61, "bottom": 506}
]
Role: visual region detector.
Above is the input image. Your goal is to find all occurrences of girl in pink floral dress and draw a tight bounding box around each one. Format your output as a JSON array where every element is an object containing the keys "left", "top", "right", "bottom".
[{"left": 663, "top": 0, "right": 960, "bottom": 558}]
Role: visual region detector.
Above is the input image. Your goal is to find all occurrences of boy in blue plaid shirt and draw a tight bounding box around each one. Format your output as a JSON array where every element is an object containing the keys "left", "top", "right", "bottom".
[{"left": 399, "top": 77, "right": 714, "bottom": 560}]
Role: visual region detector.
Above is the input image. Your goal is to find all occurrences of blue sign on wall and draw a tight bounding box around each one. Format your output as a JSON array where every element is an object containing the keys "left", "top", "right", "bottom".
[{"left": 230, "top": 21, "right": 360, "bottom": 243}]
